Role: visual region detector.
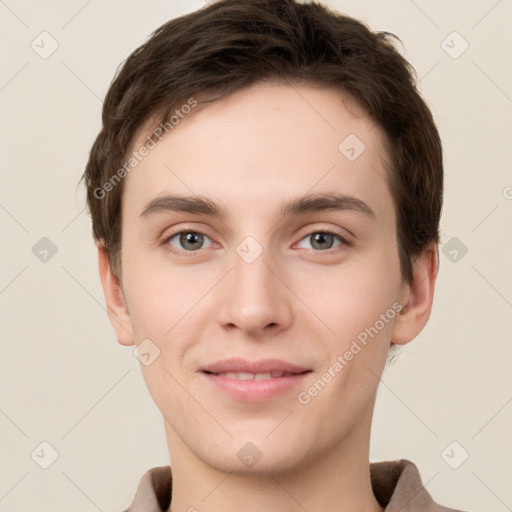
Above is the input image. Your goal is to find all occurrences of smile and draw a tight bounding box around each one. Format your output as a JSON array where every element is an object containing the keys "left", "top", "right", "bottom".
[{"left": 205, "top": 371, "right": 299, "bottom": 380}]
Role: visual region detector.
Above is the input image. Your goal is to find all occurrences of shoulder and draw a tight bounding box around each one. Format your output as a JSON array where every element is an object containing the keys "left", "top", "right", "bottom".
[
  {"left": 122, "top": 465, "right": 172, "bottom": 512},
  {"left": 370, "top": 458, "right": 472, "bottom": 512}
]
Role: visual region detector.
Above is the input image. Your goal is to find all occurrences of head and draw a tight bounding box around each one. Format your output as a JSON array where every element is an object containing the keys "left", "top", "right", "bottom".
[{"left": 81, "top": 0, "right": 442, "bottom": 474}]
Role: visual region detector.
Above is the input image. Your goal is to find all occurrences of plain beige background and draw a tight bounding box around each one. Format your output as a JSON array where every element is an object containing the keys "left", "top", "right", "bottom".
[{"left": 1, "top": 0, "right": 511, "bottom": 510}]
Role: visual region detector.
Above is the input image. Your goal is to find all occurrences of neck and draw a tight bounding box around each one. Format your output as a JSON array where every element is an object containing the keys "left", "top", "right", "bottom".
[{"left": 165, "top": 406, "right": 383, "bottom": 512}]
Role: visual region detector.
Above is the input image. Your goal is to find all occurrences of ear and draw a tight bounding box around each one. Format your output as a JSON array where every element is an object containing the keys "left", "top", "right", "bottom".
[
  {"left": 391, "top": 242, "right": 439, "bottom": 345},
  {"left": 97, "top": 245, "right": 135, "bottom": 346}
]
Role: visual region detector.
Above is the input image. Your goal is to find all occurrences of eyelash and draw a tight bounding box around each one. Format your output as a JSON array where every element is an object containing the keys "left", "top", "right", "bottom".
[{"left": 160, "top": 228, "right": 351, "bottom": 257}]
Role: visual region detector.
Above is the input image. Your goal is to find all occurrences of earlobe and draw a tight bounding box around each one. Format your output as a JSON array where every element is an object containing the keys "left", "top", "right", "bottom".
[
  {"left": 97, "top": 245, "right": 135, "bottom": 346},
  {"left": 391, "top": 242, "right": 439, "bottom": 345}
]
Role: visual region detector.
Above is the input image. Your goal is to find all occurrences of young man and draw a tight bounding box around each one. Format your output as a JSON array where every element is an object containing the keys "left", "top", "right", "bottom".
[{"left": 81, "top": 1, "right": 468, "bottom": 510}]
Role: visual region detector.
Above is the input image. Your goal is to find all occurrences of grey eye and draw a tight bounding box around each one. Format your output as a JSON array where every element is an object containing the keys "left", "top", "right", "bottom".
[{"left": 167, "top": 231, "right": 213, "bottom": 251}]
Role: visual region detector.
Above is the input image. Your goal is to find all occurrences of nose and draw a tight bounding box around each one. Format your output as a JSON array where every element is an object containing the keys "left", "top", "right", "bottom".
[{"left": 216, "top": 243, "right": 293, "bottom": 338}]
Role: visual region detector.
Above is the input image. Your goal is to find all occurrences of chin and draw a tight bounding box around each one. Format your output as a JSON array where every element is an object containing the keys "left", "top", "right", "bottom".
[
  {"left": 207, "top": 448, "right": 306, "bottom": 477},
  {"left": 199, "top": 431, "right": 311, "bottom": 476}
]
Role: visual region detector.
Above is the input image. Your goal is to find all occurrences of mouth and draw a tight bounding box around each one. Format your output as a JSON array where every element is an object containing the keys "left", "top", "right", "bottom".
[
  {"left": 203, "top": 370, "right": 307, "bottom": 380},
  {"left": 199, "top": 358, "right": 313, "bottom": 402}
]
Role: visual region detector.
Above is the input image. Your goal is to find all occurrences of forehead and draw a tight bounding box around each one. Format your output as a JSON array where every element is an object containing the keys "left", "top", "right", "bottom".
[{"left": 122, "top": 81, "right": 393, "bottom": 225}]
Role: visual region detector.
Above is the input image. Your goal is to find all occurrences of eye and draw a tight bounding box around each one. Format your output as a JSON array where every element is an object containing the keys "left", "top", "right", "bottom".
[
  {"left": 296, "top": 229, "right": 349, "bottom": 251},
  {"left": 163, "top": 230, "right": 214, "bottom": 252},
  {"left": 161, "top": 228, "right": 350, "bottom": 256}
]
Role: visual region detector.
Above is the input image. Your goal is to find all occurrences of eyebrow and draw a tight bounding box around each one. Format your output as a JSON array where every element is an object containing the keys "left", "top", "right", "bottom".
[{"left": 139, "top": 192, "right": 376, "bottom": 220}]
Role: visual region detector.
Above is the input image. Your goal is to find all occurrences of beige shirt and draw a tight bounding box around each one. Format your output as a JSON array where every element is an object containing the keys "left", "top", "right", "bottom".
[{"left": 122, "top": 458, "right": 468, "bottom": 512}]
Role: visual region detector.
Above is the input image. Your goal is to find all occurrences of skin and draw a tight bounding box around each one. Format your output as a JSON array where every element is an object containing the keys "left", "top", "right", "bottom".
[{"left": 98, "top": 81, "right": 438, "bottom": 512}]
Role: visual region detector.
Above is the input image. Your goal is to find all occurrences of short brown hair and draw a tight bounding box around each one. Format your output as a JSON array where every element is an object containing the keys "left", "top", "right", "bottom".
[{"left": 80, "top": 0, "right": 443, "bottom": 282}]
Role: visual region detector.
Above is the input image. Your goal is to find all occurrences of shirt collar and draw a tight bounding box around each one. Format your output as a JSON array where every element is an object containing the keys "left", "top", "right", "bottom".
[{"left": 124, "top": 459, "right": 454, "bottom": 512}]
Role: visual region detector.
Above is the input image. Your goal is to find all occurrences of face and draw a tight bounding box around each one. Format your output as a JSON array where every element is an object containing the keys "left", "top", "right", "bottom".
[{"left": 116, "top": 81, "right": 411, "bottom": 474}]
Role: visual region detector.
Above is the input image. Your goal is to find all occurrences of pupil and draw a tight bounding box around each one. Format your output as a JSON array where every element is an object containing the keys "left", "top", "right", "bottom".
[
  {"left": 313, "top": 233, "right": 332, "bottom": 250},
  {"left": 182, "top": 232, "right": 202, "bottom": 249}
]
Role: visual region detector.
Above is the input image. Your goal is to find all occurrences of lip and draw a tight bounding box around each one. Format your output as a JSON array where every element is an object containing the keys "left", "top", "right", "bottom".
[
  {"left": 200, "top": 357, "right": 311, "bottom": 374},
  {"left": 199, "top": 358, "right": 312, "bottom": 402}
]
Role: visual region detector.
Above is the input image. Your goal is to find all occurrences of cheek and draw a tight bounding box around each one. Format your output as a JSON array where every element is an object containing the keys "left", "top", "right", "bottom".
[
  {"left": 121, "top": 247, "right": 204, "bottom": 340},
  {"left": 124, "top": 268, "right": 196, "bottom": 417},
  {"left": 121, "top": 255, "right": 207, "bottom": 386},
  {"left": 304, "top": 255, "right": 401, "bottom": 346},
  {"left": 299, "top": 265, "right": 399, "bottom": 424}
]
